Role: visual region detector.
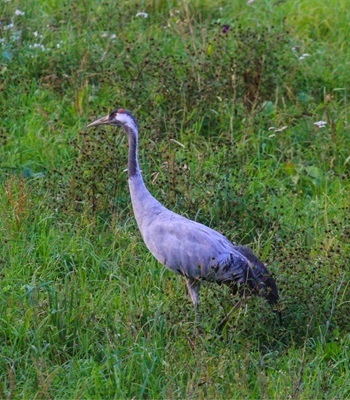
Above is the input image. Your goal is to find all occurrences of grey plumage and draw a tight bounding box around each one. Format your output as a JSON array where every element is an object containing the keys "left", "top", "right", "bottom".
[{"left": 87, "top": 108, "right": 280, "bottom": 321}]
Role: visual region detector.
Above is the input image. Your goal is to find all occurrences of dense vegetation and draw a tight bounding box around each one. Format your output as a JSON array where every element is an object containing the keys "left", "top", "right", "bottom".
[{"left": 1, "top": 0, "right": 349, "bottom": 398}]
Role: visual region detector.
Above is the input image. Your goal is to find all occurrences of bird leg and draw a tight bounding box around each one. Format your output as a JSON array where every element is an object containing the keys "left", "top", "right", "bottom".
[{"left": 185, "top": 278, "right": 201, "bottom": 324}]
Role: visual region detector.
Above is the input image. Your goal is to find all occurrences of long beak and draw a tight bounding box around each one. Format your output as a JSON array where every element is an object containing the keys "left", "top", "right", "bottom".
[{"left": 87, "top": 114, "right": 111, "bottom": 128}]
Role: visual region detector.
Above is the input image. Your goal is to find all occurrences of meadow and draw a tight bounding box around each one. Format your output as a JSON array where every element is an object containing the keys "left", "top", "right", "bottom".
[{"left": 0, "top": 0, "right": 350, "bottom": 398}]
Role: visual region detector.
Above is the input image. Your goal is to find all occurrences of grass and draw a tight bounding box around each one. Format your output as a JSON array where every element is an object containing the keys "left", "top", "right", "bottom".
[{"left": 1, "top": 0, "right": 350, "bottom": 398}]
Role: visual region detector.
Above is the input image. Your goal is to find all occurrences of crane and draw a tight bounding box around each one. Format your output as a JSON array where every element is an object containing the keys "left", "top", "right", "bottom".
[{"left": 87, "top": 109, "right": 281, "bottom": 325}]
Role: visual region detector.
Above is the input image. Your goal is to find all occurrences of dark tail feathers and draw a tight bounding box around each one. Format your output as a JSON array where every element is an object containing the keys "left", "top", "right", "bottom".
[{"left": 234, "top": 245, "right": 280, "bottom": 307}]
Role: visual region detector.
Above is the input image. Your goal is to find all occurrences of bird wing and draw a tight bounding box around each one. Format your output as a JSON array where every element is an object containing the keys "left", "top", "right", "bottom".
[{"left": 140, "top": 211, "right": 251, "bottom": 284}]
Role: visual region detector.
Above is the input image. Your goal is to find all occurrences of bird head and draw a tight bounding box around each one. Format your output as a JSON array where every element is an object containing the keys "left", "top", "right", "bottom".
[
  {"left": 87, "top": 108, "right": 138, "bottom": 133},
  {"left": 260, "top": 276, "right": 283, "bottom": 324}
]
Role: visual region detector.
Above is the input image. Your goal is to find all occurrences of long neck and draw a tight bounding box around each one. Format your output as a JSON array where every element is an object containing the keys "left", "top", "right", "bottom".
[
  {"left": 126, "top": 126, "right": 141, "bottom": 178},
  {"left": 125, "top": 125, "right": 167, "bottom": 232}
]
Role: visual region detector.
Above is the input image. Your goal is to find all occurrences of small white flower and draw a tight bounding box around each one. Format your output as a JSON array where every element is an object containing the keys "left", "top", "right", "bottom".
[
  {"left": 15, "top": 9, "right": 25, "bottom": 16},
  {"left": 4, "top": 23, "right": 14, "bottom": 30},
  {"left": 110, "top": 34, "right": 117, "bottom": 39},
  {"left": 299, "top": 53, "right": 310, "bottom": 60},
  {"left": 314, "top": 120, "right": 327, "bottom": 128},
  {"left": 136, "top": 12, "right": 149, "bottom": 18},
  {"left": 101, "top": 32, "right": 109, "bottom": 38},
  {"left": 247, "top": 0, "right": 255, "bottom": 4},
  {"left": 33, "top": 31, "right": 43, "bottom": 39},
  {"left": 56, "top": 43, "right": 61, "bottom": 48},
  {"left": 29, "top": 43, "right": 46, "bottom": 51}
]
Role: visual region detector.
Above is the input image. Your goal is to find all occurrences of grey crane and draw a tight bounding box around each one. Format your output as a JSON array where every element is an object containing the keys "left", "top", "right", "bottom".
[{"left": 87, "top": 108, "right": 280, "bottom": 324}]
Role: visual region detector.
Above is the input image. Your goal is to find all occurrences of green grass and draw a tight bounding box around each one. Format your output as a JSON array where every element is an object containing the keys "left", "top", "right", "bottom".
[{"left": 1, "top": 0, "right": 350, "bottom": 398}]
